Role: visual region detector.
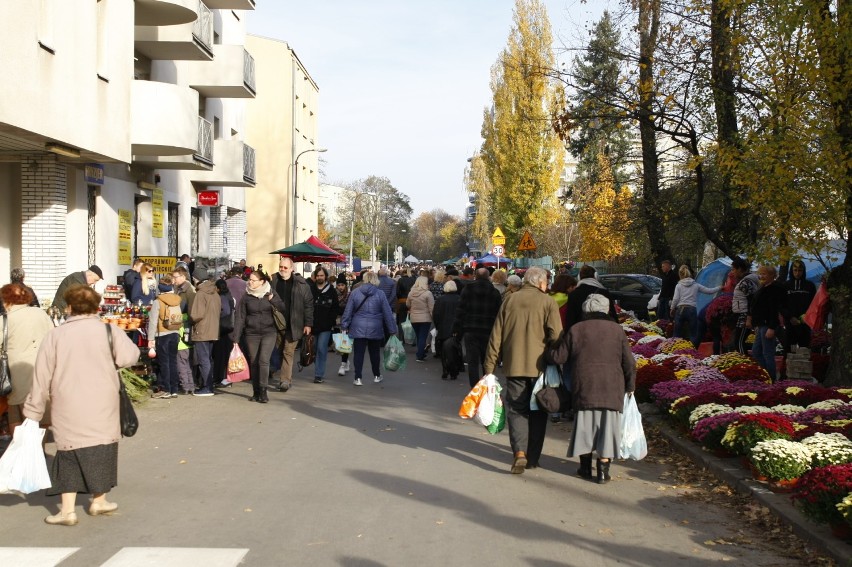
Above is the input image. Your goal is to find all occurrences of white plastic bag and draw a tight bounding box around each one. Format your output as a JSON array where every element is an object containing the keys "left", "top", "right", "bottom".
[
  {"left": 0, "top": 419, "right": 52, "bottom": 495},
  {"left": 472, "top": 374, "right": 500, "bottom": 427},
  {"left": 619, "top": 393, "right": 648, "bottom": 460}
]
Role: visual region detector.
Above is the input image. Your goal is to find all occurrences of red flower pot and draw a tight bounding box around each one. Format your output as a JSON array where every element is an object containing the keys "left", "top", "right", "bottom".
[
  {"left": 768, "top": 478, "right": 799, "bottom": 493},
  {"left": 829, "top": 521, "right": 852, "bottom": 541}
]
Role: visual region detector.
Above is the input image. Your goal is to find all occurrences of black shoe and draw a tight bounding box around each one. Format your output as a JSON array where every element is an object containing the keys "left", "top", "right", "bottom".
[
  {"left": 258, "top": 388, "right": 268, "bottom": 404},
  {"left": 578, "top": 454, "right": 593, "bottom": 479},
  {"left": 276, "top": 383, "right": 290, "bottom": 392},
  {"left": 596, "top": 459, "right": 611, "bottom": 484}
]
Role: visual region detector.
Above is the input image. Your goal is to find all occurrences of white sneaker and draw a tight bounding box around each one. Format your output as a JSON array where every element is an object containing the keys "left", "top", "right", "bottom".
[
  {"left": 353, "top": 378, "right": 363, "bottom": 386},
  {"left": 343, "top": 362, "right": 350, "bottom": 372},
  {"left": 374, "top": 375, "right": 383, "bottom": 383},
  {"left": 338, "top": 363, "right": 346, "bottom": 376}
]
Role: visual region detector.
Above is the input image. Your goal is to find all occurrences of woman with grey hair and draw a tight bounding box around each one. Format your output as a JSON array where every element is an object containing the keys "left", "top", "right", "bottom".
[
  {"left": 546, "top": 293, "right": 636, "bottom": 484},
  {"left": 340, "top": 271, "right": 398, "bottom": 386},
  {"left": 504, "top": 274, "right": 522, "bottom": 298}
]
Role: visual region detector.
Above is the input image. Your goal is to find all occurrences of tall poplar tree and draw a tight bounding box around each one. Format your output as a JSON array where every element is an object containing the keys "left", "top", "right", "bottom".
[{"left": 479, "top": 0, "right": 564, "bottom": 250}]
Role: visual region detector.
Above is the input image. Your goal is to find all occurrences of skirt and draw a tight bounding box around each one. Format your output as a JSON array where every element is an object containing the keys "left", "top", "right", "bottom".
[
  {"left": 47, "top": 443, "right": 118, "bottom": 496},
  {"left": 568, "top": 409, "right": 622, "bottom": 459}
]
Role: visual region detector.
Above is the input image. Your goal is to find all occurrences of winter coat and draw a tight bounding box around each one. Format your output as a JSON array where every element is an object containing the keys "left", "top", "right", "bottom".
[
  {"left": 190, "top": 280, "right": 221, "bottom": 342},
  {"left": 483, "top": 283, "right": 562, "bottom": 378},
  {"left": 219, "top": 292, "right": 236, "bottom": 333},
  {"left": 671, "top": 278, "right": 721, "bottom": 311},
  {"left": 751, "top": 281, "right": 788, "bottom": 331},
  {"left": 341, "top": 284, "right": 397, "bottom": 340},
  {"left": 271, "top": 273, "right": 314, "bottom": 341},
  {"left": 396, "top": 275, "right": 416, "bottom": 299},
  {"left": 225, "top": 275, "right": 247, "bottom": 307},
  {"left": 659, "top": 269, "right": 679, "bottom": 300},
  {"left": 147, "top": 291, "right": 185, "bottom": 336},
  {"left": 52, "top": 271, "right": 86, "bottom": 312},
  {"left": 378, "top": 275, "right": 398, "bottom": 310},
  {"left": 229, "top": 282, "right": 286, "bottom": 341},
  {"left": 429, "top": 281, "right": 445, "bottom": 301},
  {"left": 123, "top": 269, "right": 139, "bottom": 299},
  {"left": 406, "top": 288, "right": 435, "bottom": 323},
  {"left": 732, "top": 273, "right": 759, "bottom": 315},
  {"left": 785, "top": 276, "right": 817, "bottom": 318},
  {"left": 130, "top": 277, "right": 156, "bottom": 305},
  {"left": 546, "top": 313, "right": 636, "bottom": 412},
  {"left": 310, "top": 281, "right": 340, "bottom": 333},
  {"left": 0, "top": 304, "right": 54, "bottom": 405},
  {"left": 564, "top": 279, "right": 617, "bottom": 329},
  {"left": 24, "top": 315, "right": 139, "bottom": 450},
  {"left": 453, "top": 277, "right": 502, "bottom": 335},
  {"left": 432, "top": 292, "right": 460, "bottom": 340}
]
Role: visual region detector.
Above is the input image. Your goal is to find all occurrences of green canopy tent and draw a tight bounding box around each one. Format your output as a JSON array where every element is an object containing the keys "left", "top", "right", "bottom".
[{"left": 270, "top": 241, "right": 346, "bottom": 263}]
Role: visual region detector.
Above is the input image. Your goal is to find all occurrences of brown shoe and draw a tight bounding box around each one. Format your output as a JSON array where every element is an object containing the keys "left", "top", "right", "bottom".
[
  {"left": 45, "top": 511, "right": 78, "bottom": 526},
  {"left": 88, "top": 500, "right": 118, "bottom": 516},
  {"left": 511, "top": 452, "right": 527, "bottom": 474}
]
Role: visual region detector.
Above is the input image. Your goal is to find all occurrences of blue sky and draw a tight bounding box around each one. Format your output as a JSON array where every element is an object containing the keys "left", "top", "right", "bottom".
[{"left": 248, "top": 0, "right": 613, "bottom": 218}]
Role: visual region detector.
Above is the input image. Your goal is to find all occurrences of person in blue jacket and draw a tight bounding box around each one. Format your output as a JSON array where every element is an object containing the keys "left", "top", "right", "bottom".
[{"left": 340, "top": 271, "right": 398, "bottom": 386}]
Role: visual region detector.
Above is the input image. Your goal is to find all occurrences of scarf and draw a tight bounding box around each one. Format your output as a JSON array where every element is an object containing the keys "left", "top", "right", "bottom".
[{"left": 246, "top": 280, "right": 271, "bottom": 298}]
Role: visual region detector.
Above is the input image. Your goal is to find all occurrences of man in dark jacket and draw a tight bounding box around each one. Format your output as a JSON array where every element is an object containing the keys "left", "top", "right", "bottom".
[
  {"left": 52, "top": 265, "right": 102, "bottom": 313},
  {"left": 395, "top": 268, "right": 416, "bottom": 340},
  {"left": 308, "top": 266, "right": 339, "bottom": 384},
  {"left": 377, "top": 267, "right": 397, "bottom": 311},
  {"left": 123, "top": 258, "right": 143, "bottom": 300},
  {"left": 270, "top": 257, "right": 314, "bottom": 391},
  {"left": 564, "top": 265, "right": 617, "bottom": 329},
  {"left": 453, "top": 268, "right": 502, "bottom": 387},
  {"left": 657, "top": 259, "right": 678, "bottom": 320},
  {"left": 784, "top": 260, "right": 817, "bottom": 351},
  {"left": 749, "top": 265, "right": 788, "bottom": 382},
  {"left": 433, "top": 280, "right": 461, "bottom": 379}
]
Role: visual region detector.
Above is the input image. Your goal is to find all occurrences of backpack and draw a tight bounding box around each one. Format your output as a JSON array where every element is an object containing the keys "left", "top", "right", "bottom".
[
  {"left": 219, "top": 296, "right": 235, "bottom": 332},
  {"left": 160, "top": 297, "right": 184, "bottom": 331}
]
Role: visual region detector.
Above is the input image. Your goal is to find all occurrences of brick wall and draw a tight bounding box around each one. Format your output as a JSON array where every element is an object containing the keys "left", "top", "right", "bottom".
[
  {"left": 209, "top": 204, "right": 225, "bottom": 254},
  {"left": 21, "top": 155, "right": 67, "bottom": 304},
  {"left": 227, "top": 208, "right": 247, "bottom": 262}
]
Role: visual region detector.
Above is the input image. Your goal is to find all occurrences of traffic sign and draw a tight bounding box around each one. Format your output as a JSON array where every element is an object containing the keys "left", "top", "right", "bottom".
[
  {"left": 492, "top": 226, "right": 506, "bottom": 245},
  {"left": 492, "top": 245, "right": 504, "bottom": 256},
  {"left": 518, "top": 231, "right": 537, "bottom": 251}
]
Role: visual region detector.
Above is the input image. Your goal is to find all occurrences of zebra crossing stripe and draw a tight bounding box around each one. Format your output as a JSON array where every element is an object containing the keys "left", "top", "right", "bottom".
[
  {"left": 0, "top": 547, "right": 79, "bottom": 567},
  {"left": 100, "top": 547, "right": 250, "bottom": 566}
]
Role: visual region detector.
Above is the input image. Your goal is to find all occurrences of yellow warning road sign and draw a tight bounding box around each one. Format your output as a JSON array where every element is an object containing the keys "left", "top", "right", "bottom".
[
  {"left": 492, "top": 226, "right": 506, "bottom": 245},
  {"left": 517, "top": 231, "right": 537, "bottom": 251}
]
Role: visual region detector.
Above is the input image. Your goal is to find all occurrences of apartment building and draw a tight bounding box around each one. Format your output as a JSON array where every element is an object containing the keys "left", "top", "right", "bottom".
[{"left": 0, "top": 0, "right": 257, "bottom": 302}]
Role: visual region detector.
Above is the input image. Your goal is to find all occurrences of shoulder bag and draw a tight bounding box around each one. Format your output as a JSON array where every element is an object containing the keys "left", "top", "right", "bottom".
[
  {"left": 105, "top": 323, "right": 139, "bottom": 437},
  {"left": 1, "top": 313, "right": 12, "bottom": 397}
]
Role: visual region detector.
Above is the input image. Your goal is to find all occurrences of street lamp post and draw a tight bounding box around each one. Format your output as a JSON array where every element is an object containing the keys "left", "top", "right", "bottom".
[{"left": 292, "top": 147, "right": 327, "bottom": 244}]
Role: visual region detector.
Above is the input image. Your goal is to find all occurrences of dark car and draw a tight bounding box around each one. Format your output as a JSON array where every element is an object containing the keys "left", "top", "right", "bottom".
[{"left": 597, "top": 274, "right": 662, "bottom": 320}]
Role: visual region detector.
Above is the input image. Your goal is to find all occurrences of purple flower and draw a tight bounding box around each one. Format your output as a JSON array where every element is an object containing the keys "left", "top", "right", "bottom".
[
  {"left": 632, "top": 343, "right": 660, "bottom": 358},
  {"left": 673, "top": 348, "right": 704, "bottom": 359},
  {"left": 683, "top": 366, "right": 727, "bottom": 385},
  {"left": 692, "top": 412, "right": 741, "bottom": 444}
]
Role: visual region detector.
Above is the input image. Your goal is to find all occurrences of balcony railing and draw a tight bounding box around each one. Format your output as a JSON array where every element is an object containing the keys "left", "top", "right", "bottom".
[
  {"left": 195, "top": 117, "right": 213, "bottom": 165},
  {"left": 243, "top": 50, "right": 256, "bottom": 95},
  {"left": 243, "top": 144, "right": 256, "bottom": 184},
  {"left": 192, "top": 2, "right": 213, "bottom": 54}
]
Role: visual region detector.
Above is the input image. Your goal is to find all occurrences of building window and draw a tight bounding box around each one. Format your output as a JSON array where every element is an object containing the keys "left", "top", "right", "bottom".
[
  {"left": 191, "top": 207, "right": 200, "bottom": 255},
  {"left": 87, "top": 186, "right": 98, "bottom": 266},
  {"left": 168, "top": 203, "right": 179, "bottom": 257}
]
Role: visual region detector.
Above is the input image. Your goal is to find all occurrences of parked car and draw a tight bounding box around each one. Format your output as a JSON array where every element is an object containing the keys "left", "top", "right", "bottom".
[{"left": 597, "top": 274, "right": 662, "bottom": 320}]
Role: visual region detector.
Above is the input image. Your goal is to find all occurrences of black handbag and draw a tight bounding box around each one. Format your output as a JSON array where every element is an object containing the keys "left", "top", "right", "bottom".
[
  {"left": 105, "top": 323, "right": 139, "bottom": 437},
  {"left": 0, "top": 313, "right": 12, "bottom": 397},
  {"left": 298, "top": 334, "right": 316, "bottom": 369},
  {"left": 535, "top": 382, "right": 571, "bottom": 414}
]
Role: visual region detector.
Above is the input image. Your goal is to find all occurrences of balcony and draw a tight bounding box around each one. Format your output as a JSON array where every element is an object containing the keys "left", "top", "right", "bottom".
[
  {"left": 135, "top": 1, "right": 213, "bottom": 61},
  {"left": 131, "top": 80, "right": 199, "bottom": 157},
  {"left": 176, "top": 45, "right": 256, "bottom": 98},
  {"left": 133, "top": 116, "right": 214, "bottom": 170},
  {"left": 190, "top": 140, "right": 256, "bottom": 187},
  {"left": 135, "top": 0, "right": 197, "bottom": 26},
  {"left": 201, "top": 0, "right": 256, "bottom": 9}
]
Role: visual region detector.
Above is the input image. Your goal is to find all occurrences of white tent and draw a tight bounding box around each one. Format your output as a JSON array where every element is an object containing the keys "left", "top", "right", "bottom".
[{"left": 403, "top": 255, "right": 419, "bottom": 263}]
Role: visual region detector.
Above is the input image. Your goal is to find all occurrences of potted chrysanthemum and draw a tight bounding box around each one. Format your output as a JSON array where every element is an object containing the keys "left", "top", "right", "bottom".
[
  {"left": 836, "top": 494, "right": 852, "bottom": 540},
  {"left": 792, "top": 464, "right": 852, "bottom": 538},
  {"left": 800, "top": 432, "right": 852, "bottom": 468},
  {"left": 748, "top": 439, "right": 811, "bottom": 488},
  {"left": 721, "top": 413, "right": 795, "bottom": 455}
]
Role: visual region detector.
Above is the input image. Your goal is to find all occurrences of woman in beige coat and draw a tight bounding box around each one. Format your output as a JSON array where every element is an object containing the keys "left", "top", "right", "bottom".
[
  {"left": 24, "top": 285, "right": 139, "bottom": 526},
  {"left": 405, "top": 276, "right": 435, "bottom": 362},
  {"left": 1, "top": 283, "right": 54, "bottom": 433}
]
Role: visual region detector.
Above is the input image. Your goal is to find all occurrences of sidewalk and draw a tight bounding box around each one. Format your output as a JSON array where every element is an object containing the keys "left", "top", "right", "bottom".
[{"left": 648, "top": 410, "right": 852, "bottom": 564}]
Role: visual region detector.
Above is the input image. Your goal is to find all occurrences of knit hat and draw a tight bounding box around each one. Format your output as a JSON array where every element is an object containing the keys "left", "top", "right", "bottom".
[{"left": 88, "top": 265, "right": 104, "bottom": 280}]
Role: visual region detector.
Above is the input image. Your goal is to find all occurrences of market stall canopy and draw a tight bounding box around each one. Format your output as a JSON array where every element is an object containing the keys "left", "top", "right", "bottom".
[
  {"left": 306, "top": 235, "right": 344, "bottom": 259},
  {"left": 270, "top": 240, "right": 346, "bottom": 263},
  {"left": 473, "top": 254, "right": 511, "bottom": 267},
  {"left": 403, "top": 255, "right": 419, "bottom": 263}
]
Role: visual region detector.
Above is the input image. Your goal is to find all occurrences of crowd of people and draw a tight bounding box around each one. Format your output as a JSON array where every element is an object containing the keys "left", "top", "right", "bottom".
[{"left": 0, "top": 253, "right": 822, "bottom": 524}]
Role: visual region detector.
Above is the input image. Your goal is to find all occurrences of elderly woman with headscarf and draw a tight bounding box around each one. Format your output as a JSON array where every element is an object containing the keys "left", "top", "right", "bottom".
[
  {"left": 546, "top": 293, "right": 636, "bottom": 484},
  {"left": 24, "top": 285, "right": 139, "bottom": 526},
  {"left": 0, "top": 283, "right": 54, "bottom": 433}
]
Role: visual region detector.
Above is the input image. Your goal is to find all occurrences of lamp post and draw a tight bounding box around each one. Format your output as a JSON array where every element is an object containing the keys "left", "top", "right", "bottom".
[
  {"left": 292, "top": 147, "right": 327, "bottom": 244},
  {"left": 348, "top": 190, "right": 376, "bottom": 285}
]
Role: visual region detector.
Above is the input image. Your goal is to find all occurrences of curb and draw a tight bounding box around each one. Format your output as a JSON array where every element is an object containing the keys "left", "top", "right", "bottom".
[{"left": 649, "top": 415, "right": 852, "bottom": 565}]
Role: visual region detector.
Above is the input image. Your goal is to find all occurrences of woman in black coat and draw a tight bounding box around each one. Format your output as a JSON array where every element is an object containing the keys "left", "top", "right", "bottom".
[{"left": 432, "top": 280, "right": 462, "bottom": 379}]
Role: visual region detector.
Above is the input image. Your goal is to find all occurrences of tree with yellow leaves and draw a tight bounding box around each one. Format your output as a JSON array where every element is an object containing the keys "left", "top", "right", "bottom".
[
  {"left": 576, "top": 151, "right": 632, "bottom": 261},
  {"left": 479, "top": 0, "right": 564, "bottom": 251}
]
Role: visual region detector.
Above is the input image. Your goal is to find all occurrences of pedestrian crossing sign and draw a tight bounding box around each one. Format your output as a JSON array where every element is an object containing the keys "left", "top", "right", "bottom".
[{"left": 517, "top": 231, "right": 537, "bottom": 251}]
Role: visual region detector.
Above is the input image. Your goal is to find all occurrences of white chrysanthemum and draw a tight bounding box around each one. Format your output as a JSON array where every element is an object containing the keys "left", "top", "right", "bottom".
[
  {"left": 770, "top": 404, "right": 806, "bottom": 415},
  {"left": 688, "top": 403, "right": 735, "bottom": 427},
  {"left": 801, "top": 432, "right": 852, "bottom": 467},
  {"left": 651, "top": 353, "right": 677, "bottom": 363},
  {"left": 734, "top": 405, "right": 772, "bottom": 415},
  {"left": 637, "top": 334, "right": 665, "bottom": 344},
  {"left": 806, "top": 399, "right": 851, "bottom": 411}
]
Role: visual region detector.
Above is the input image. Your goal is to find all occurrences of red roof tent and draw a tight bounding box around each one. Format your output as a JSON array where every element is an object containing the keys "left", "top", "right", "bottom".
[{"left": 305, "top": 235, "right": 346, "bottom": 262}]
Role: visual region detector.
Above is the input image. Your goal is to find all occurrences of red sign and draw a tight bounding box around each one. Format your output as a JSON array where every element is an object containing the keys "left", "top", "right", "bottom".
[{"left": 198, "top": 191, "right": 219, "bottom": 207}]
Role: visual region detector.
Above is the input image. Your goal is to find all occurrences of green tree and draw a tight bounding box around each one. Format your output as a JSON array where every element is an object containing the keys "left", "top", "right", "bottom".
[
  {"left": 479, "top": 0, "right": 564, "bottom": 250},
  {"left": 336, "top": 176, "right": 413, "bottom": 261}
]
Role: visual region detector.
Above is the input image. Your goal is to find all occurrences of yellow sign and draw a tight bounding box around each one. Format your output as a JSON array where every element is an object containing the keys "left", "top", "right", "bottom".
[
  {"left": 118, "top": 209, "right": 132, "bottom": 264},
  {"left": 139, "top": 256, "right": 178, "bottom": 275},
  {"left": 152, "top": 189, "right": 163, "bottom": 238},
  {"left": 518, "top": 231, "right": 537, "bottom": 251},
  {"left": 492, "top": 226, "right": 506, "bottom": 245}
]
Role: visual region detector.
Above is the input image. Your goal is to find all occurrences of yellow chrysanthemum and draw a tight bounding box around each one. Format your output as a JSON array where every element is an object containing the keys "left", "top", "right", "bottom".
[
  {"left": 675, "top": 369, "right": 691, "bottom": 381},
  {"left": 786, "top": 387, "right": 804, "bottom": 395}
]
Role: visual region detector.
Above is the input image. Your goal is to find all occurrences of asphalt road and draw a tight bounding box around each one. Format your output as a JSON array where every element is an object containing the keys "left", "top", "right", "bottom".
[{"left": 1, "top": 347, "right": 807, "bottom": 566}]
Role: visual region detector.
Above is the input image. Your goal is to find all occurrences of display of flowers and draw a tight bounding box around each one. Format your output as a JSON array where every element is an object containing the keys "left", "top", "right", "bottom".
[
  {"left": 692, "top": 412, "right": 742, "bottom": 451},
  {"left": 658, "top": 338, "right": 695, "bottom": 354},
  {"left": 689, "top": 403, "right": 735, "bottom": 427},
  {"left": 682, "top": 366, "right": 727, "bottom": 385},
  {"left": 705, "top": 294, "right": 734, "bottom": 324},
  {"left": 769, "top": 404, "right": 806, "bottom": 415},
  {"left": 635, "top": 364, "right": 677, "bottom": 402},
  {"left": 707, "top": 352, "right": 754, "bottom": 371},
  {"left": 801, "top": 433, "right": 852, "bottom": 468},
  {"left": 792, "top": 463, "right": 852, "bottom": 525},
  {"left": 837, "top": 493, "right": 852, "bottom": 526},
  {"left": 721, "top": 413, "right": 796, "bottom": 455},
  {"left": 636, "top": 334, "right": 664, "bottom": 345},
  {"left": 721, "top": 363, "right": 771, "bottom": 383},
  {"left": 749, "top": 439, "right": 812, "bottom": 480}
]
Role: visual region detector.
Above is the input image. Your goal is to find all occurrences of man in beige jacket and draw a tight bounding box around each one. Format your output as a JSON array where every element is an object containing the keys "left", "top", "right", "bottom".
[{"left": 483, "top": 266, "right": 562, "bottom": 474}]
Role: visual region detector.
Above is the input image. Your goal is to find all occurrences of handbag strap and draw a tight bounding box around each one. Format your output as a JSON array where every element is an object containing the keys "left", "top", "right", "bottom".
[{"left": 2, "top": 313, "right": 8, "bottom": 357}]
